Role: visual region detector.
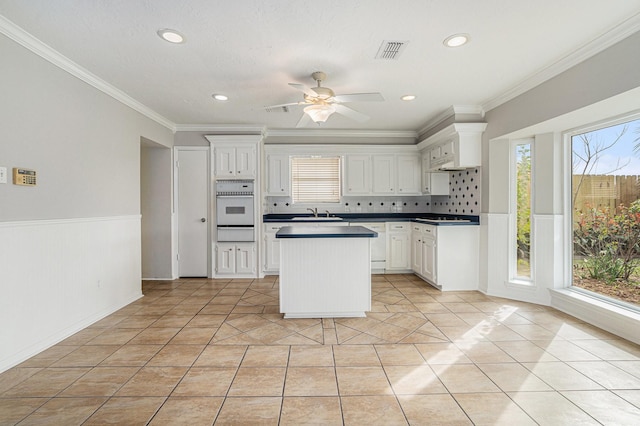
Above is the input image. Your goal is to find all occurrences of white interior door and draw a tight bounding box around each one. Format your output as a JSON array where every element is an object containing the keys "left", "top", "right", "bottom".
[{"left": 177, "top": 148, "right": 209, "bottom": 277}]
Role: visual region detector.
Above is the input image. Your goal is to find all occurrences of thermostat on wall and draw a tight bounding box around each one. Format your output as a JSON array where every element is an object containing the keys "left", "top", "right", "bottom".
[{"left": 13, "top": 168, "right": 37, "bottom": 186}]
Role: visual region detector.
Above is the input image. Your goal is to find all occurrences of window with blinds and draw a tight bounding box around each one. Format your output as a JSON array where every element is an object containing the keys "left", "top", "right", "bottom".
[{"left": 291, "top": 156, "right": 341, "bottom": 203}]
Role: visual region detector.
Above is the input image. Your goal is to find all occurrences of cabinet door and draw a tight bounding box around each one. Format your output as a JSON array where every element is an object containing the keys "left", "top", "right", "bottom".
[
  {"left": 235, "top": 243, "right": 255, "bottom": 274},
  {"left": 235, "top": 146, "right": 256, "bottom": 178},
  {"left": 216, "top": 244, "right": 236, "bottom": 274},
  {"left": 440, "top": 139, "right": 455, "bottom": 159},
  {"left": 372, "top": 155, "right": 395, "bottom": 194},
  {"left": 411, "top": 231, "right": 423, "bottom": 273},
  {"left": 266, "top": 155, "right": 290, "bottom": 195},
  {"left": 264, "top": 233, "right": 281, "bottom": 272},
  {"left": 396, "top": 154, "right": 421, "bottom": 194},
  {"left": 215, "top": 147, "right": 236, "bottom": 177},
  {"left": 422, "top": 237, "right": 436, "bottom": 282},
  {"left": 344, "top": 155, "right": 371, "bottom": 195},
  {"left": 422, "top": 154, "right": 432, "bottom": 194},
  {"left": 388, "top": 233, "right": 410, "bottom": 270}
]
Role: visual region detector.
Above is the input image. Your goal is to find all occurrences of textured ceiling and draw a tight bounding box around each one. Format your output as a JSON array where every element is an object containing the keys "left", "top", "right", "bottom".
[{"left": 1, "top": 0, "right": 639, "bottom": 132}]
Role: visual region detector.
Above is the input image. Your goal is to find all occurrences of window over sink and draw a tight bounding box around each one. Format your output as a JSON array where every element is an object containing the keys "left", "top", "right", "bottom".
[{"left": 291, "top": 156, "right": 341, "bottom": 204}]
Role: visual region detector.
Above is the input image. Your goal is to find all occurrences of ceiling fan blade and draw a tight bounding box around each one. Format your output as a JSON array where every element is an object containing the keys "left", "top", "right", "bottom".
[
  {"left": 295, "top": 113, "right": 312, "bottom": 128},
  {"left": 334, "top": 104, "right": 370, "bottom": 122},
  {"left": 332, "top": 92, "right": 385, "bottom": 103},
  {"left": 263, "top": 102, "right": 305, "bottom": 109},
  {"left": 288, "top": 83, "right": 317, "bottom": 98}
]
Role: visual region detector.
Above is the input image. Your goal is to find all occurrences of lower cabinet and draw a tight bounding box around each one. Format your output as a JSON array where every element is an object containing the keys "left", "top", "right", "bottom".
[
  {"left": 386, "top": 222, "right": 411, "bottom": 271},
  {"left": 263, "top": 223, "right": 288, "bottom": 274},
  {"left": 215, "top": 243, "right": 256, "bottom": 276},
  {"left": 411, "top": 223, "right": 478, "bottom": 291}
]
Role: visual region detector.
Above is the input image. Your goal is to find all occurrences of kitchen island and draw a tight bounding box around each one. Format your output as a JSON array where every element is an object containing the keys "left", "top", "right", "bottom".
[{"left": 276, "top": 226, "right": 377, "bottom": 318}]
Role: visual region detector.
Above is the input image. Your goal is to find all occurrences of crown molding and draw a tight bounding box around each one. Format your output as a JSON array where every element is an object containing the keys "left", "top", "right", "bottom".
[
  {"left": 175, "top": 124, "right": 265, "bottom": 134},
  {"left": 263, "top": 129, "right": 417, "bottom": 139},
  {"left": 0, "top": 15, "right": 175, "bottom": 131},
  {"left": 482, "top": 12, "right": 640, "bottom": 113},
  {"left": 416, "top": 105, "right": 485, "bottom": 136}
]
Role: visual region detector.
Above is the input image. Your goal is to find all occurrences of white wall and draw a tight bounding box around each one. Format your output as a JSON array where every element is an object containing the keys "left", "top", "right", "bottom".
[{"left": 0, "top": 33, "right": 173, "bottom": 371}]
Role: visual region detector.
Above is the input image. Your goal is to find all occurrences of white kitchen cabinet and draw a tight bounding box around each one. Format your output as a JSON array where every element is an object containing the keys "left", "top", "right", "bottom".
[
  {"left": 421, "top": 227, "right": 437, "bottom": 282},
  {"left": 418, "top": 123, "right": 487, "bottom": 172},
  {"left": 411, "top": 222, "right": 479, "bottom": 291},
  {"left": 422, "top": 152, "right": 450, "bottom": 195},
  {"left": 263, "top": 223, "right": 288, "bottom": 273},
  {"left": 396, "top": 154, "right": 421, "bottom": 194},
  {"left": 386, "top": 222, "right": 411, "bottom": 271},
  {"left": 265, "top": 154, "right": 290, "bottom": 195},
  {"left": 214, "top": 146, "right": 256, "bottom": 178},
  {"left": 411, "top": 224, "right": 423, "bottom": 272},
  {"left": 372, "top": 155, "right": 395, "bottom": 194},
  {"left": 344, "top": 155, "right": 371, "bottom": 195},
  {"left": 216, "top": 243, "right": 256, "bottom": 276}
]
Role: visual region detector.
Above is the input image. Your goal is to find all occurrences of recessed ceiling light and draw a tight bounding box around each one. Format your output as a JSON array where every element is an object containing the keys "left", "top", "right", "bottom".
[
  {"left": 157, "top": 29, "right": 185, "bottom": 44},
  {"left": 443, "top": 33, "right": 470, "bottom": 48},
  {"left": 212, "top": 94, "right": 229, "bottom": 101},
  {"left": 401, "top": 95, "right": 416, "bottom": 101}
]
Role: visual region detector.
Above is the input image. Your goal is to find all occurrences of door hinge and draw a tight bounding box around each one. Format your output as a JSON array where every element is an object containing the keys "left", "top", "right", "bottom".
[{"left": 176, "top": 253, "right": 180, "bottom": 261}]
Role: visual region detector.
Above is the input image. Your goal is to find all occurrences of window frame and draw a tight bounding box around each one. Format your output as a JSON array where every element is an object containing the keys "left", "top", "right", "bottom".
[
  {"left": 509, "top": 138, "right": 535, "bottom": 286},
  {"left": 290, "top": 155, "right": 342, "bottom": 205}
]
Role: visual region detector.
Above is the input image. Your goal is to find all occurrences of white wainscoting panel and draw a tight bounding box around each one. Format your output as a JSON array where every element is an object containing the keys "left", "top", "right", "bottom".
[{"left": 0, "top": 216, "right": 142, "bottom": 372}]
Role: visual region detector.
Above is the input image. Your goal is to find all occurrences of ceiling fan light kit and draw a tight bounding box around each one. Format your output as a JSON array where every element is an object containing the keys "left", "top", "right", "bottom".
[
  {"left": 265, "top": 71, "right": 384, "bottom": 126},
  {"left": 304, "top": 104, "right": 336, "bottom": 123}
]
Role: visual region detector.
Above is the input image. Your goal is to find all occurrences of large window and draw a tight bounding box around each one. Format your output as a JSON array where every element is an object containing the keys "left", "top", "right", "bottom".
[
  {"left": 571, "top": 117, "right": 640, "bottom": 307},
  {"left": 291, "top": 156, "right": 341, "bottom": 204},
  {"left": 513, "top": 141, "right": 533, "bottom": 281}
]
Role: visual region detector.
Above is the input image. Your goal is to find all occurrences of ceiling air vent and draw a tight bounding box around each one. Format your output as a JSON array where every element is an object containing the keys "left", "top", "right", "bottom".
[
  {"left": 265, "top": 106, "right": 290, "bottom": 113},
  {"left": 375, "top": 40, "right": 409, "bottom": 60}
]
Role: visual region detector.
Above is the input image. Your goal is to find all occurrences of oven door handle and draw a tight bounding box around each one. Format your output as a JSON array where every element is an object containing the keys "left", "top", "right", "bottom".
[
  {"left": 215, "top": 195, "right": 254, "bottom": 198},
  {"left": 216, "top": 225, "right": 255, "bottom": 228}
]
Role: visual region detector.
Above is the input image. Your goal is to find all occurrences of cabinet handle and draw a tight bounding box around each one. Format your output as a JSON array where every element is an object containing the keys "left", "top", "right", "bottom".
[
  {"left": 229, "top": 171, "right": 233, "bottom": 174},
  {"left": 399, "top": 189, "right": 403, "bottom": 192}
]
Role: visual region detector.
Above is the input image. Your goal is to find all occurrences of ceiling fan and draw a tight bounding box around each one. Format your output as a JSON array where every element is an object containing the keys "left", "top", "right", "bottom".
[{"left": 265, "top": 71, "right": 384, "bottom": 127}]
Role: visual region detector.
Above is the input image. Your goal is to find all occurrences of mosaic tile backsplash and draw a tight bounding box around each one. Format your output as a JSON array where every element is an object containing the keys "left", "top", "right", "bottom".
[
  {"left": 430, "top": 167, "right": 482, "bottom": 215},
  {"left": 263, "top": 167, "right": 481, "bottom": 216}
]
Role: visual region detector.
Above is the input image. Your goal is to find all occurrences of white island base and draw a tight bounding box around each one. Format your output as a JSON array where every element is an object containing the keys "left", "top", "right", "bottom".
[{"left": 278, "top": 228, "right": 374, "bottom": 318}]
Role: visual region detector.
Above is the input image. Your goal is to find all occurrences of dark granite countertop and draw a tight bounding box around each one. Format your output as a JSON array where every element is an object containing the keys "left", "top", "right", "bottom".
[
  {"left": 264, "top": 213, "right": 479, "bottom": 226},
  {"left": 275, "top": 226, "right": 379, "bottom": 238}
]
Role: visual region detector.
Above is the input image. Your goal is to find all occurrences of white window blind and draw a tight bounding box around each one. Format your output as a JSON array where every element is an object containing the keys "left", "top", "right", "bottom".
[{"left": 291, "top": 156, "right": 341, "bottom": 203}]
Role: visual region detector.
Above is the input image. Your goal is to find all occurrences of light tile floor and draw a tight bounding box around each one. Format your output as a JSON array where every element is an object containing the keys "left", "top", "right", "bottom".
[{"left": 1, "top": 274, "right": 640, "bottom": 425}]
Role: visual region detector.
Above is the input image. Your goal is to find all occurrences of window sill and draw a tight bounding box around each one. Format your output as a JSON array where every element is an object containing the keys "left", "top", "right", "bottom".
[{"left": 550, "top": 288, "right": 640, "bottom": 344}]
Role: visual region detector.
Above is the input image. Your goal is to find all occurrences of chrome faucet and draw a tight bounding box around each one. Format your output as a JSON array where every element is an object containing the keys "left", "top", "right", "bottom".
[
  {"left": 306, "top": 207, "right": 318, "bottom": 217},
  {"left": 325, "top": 210, "right": 331, "bottom": 217}
]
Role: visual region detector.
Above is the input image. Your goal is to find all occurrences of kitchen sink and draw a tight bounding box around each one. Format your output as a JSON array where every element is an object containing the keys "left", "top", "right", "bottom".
[{"left": 291, "top": 217, "right": 343, "bottom": 221}]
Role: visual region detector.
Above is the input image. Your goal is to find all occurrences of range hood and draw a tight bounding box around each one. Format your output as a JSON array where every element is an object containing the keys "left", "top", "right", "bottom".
[{"left": 437, "top": 160, "right": 468, "bottom": 171}]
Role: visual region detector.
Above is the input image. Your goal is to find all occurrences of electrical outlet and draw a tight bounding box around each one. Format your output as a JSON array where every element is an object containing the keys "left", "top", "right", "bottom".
[{"left": 0, "top": 167, "right": 7, "bottom": 184}]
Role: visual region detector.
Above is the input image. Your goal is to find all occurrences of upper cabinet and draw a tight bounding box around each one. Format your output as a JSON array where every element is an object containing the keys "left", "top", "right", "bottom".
[
  {"left": 206, "top": 135, "right": 260, "bottom": 179},
  {"left": 396, "top": 154, "right": 421, "bottom": 194},
  {"left": 372, "top": 155, "right": 395, "bottom": 194},
  {"left": 344, "top": 152, "right": 421, "bottom": 195},
  {"left": 418, "top": 123, "right": 487, "bottom": 172},
  {"left": 214, "top": 146, "right": 256, "bottom": 178},
  {"left": 265, "top": 154, "right": 290, "bottom": 196},
  {"left": 344, "top": 154, "right": 372, "bottom": 195}
]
